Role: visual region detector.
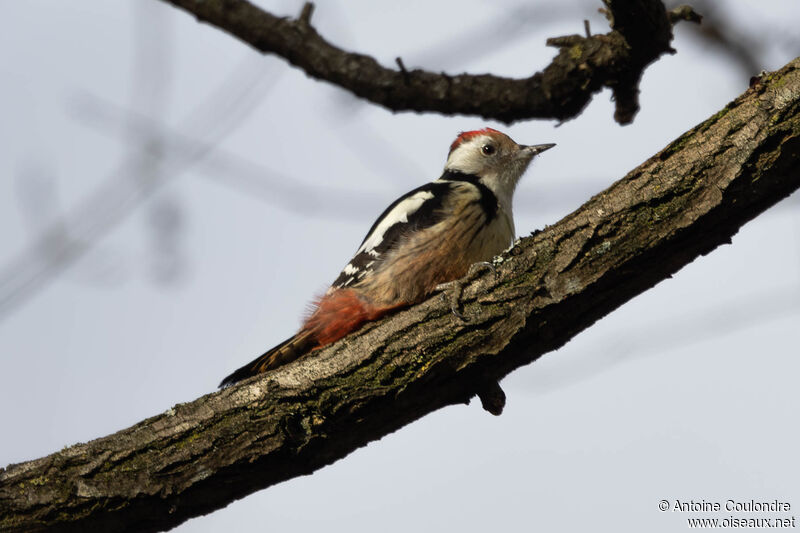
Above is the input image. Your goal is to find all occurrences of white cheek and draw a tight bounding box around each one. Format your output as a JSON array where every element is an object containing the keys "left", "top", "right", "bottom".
[
  {"left": 446, "top": 137, "right": 492, "bottom": 174},
  {"left": 447, "top": 149, "right": 482, "bottom": 173}
]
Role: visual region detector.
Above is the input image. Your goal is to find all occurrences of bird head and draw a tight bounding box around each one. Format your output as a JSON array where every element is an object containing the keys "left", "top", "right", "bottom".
[{"left": 444, "top": 128, "right": 554, "bottom": 209}]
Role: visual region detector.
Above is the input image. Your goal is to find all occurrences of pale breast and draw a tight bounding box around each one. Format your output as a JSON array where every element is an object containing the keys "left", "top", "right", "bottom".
[{"left": 356, "top": 192, "right": 514, "bottom": 306}]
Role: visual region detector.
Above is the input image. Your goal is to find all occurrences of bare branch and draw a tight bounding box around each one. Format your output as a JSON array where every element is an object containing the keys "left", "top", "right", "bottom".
[
  {"left": 159, "top": 0, "right": 697, "bottom": 124},
  {"left": 2, "top": 55, "right": 799, "bottom": 533}
]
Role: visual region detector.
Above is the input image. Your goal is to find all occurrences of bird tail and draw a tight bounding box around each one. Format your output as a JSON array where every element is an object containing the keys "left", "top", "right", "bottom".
[
  {"left": 219, "top": 289, "right": 399, "bottom": 388},
  {"left": 218, "top": 329, "right": 316, "bottom": 388}
]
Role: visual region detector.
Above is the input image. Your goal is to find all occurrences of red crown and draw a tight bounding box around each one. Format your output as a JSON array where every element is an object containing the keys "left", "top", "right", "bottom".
[{"left": 449, "top": 127, "right": 501, "bottom": 154}]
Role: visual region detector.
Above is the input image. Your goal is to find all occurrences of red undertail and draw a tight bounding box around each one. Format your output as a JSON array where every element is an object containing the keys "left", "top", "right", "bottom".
[{"left": 219, "top": 289, "right": 401, "bottom": 387}]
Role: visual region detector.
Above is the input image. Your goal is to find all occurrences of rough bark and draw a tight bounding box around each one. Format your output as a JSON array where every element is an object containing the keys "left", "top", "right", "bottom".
[
  {"left": 158, "top": 0, "right": 698, "bottom": 124},
  {"left": 1, "top": 55, "right": 799, "bottom": 533}
]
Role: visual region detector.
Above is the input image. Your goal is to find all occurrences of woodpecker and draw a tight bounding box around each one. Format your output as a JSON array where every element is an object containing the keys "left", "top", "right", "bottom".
[{"left": 220, "top": 128, "right": 554, "bottom": 387}]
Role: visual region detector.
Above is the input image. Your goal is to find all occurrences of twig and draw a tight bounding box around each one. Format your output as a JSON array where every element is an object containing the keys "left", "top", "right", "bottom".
[
  {"left": 668, "top": 4, "right": 703, "bottom": 24},
  {"left": 395, "top": 56, "right": 410, "bottom": 85},
  {"left": 298, "top": 2, "right": 314, "bottom": 27}
]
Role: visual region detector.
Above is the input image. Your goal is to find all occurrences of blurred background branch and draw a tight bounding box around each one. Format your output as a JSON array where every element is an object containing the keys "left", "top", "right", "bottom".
[
  {"left": 0, "top": 54, "right": 282, "bottom": 321},
  {"left": 160, "top": 0, "right": 697, "bottom": 124}
]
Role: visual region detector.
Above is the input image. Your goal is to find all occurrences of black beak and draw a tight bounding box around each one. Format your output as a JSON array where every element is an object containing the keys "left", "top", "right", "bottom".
[{"left": 522, "top": 143, "right": 556, "bottom": 155}]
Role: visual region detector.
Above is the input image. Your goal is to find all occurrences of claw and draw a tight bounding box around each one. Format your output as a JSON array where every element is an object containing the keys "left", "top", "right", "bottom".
[
  {"left": 436, "top": 279, "right": 469, "bottom": 322},
  {"left": 436, "top": 261, "right": 498, "bottom": 322},
  {"left": 467, "top": 261, "right": 497, "bottom": 279},
  {"left": 450, "top": 306, "right": 469, "bottom": 322}
]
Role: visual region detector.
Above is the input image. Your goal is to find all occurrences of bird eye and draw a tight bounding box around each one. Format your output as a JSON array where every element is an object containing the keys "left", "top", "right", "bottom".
[{"left": 482, "top": 144, "right": 496, "bottom": 155}]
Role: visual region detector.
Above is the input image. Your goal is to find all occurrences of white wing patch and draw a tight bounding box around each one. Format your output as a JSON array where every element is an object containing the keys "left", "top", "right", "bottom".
[
  {"left": 330, "top": 182, "right": 450, "bottom": 290},
  {"left": 357, "top": 190, "right": 434, "bottom": 254}
]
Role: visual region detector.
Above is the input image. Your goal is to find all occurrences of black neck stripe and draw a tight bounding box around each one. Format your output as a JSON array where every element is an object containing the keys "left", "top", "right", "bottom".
[{"left": 440, "top": 170, "right": 498, "bottom": 220}]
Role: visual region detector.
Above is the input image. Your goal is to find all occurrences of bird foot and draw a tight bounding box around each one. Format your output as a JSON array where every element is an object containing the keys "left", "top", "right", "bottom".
[{"left": 435, "top": 261, "right": 497, "bottom": 322}]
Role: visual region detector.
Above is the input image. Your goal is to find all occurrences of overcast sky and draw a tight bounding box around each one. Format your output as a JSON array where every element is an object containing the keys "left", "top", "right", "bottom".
[{"left": 1, "top": 1, "right": 799, "bottom": 531}]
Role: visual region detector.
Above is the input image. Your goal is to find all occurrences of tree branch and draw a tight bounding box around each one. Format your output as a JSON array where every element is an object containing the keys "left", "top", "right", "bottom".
[
  {"left": 158, "top": 0, "right": 697, "bottom": 124},
  {"left": 2, "top": 55, "right": 799, "bottom": 533}
]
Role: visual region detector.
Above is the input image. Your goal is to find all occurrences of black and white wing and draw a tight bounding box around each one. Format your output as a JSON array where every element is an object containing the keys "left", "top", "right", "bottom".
[{"left": 331, "top": 181, "right": 452, "bottom": 289}]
